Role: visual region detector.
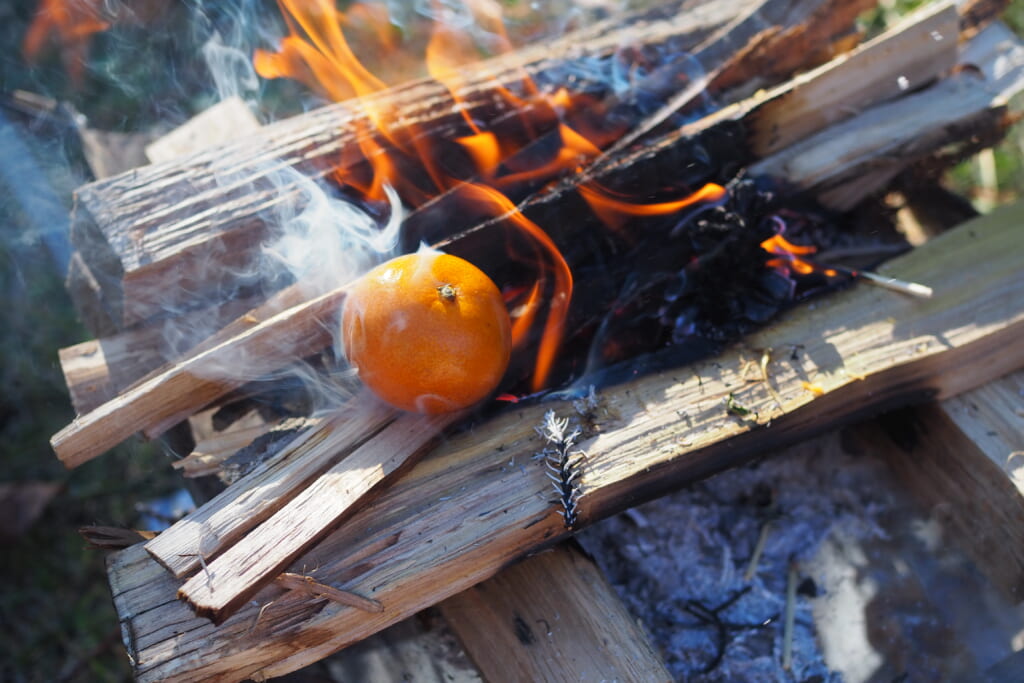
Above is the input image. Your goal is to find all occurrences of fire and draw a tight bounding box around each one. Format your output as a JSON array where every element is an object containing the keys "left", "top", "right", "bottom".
[
  {"left": 23, "top": 0, "right": 110, "bottom": 87},
  {"left": 760, "top": 232, "right": 838, "bottom": 278},
  {"left": 579, "top": 182, "right": 728, "bottom": 234},
  {"left": 254, "top": 0, "right": 602, "bottom": 392}
]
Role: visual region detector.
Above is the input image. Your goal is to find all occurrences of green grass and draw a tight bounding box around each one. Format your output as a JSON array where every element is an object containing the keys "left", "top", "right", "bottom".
[{"left": 0, "top": 229, "right": 178, "bottom": 681}]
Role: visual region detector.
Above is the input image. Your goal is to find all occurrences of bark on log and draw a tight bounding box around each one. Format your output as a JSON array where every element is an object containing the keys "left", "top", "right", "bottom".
[
  {"left": 69, "top": 0, "right": 870, "bottom": 328},
  {"left": 440, "top": 542, "right": 672, "bottom": 681},
  {"left": 108, "top": 204, "right": 1024, "bottom": 681}
]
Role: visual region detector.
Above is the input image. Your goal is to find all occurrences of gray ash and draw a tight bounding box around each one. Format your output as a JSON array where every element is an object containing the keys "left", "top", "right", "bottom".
[{"left": 576, "top": 434, "right": 885, "bottom": 682}]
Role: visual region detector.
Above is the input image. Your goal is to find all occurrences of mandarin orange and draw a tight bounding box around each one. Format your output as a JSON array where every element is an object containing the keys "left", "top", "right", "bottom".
[{"left": 342, "top": 251, "right": 512, "bottom": 414}]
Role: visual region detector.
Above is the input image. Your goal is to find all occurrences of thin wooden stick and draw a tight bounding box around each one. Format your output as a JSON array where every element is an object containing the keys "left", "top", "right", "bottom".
[
  {"left": 144, "top": 397, "right": 394, "bottom": 578},
  {"left": 744, "top": 521, "right": 772, "bottom": 582},
  {"left": 782, "top": 560, "right": 798, "bottom": 670},
  {"left": 108, "top": 204, "right": 1024, "bottom": 681},
  {"left": 177, "top": 410, "right": 461, "bottom": 623},
  {"left": 50, "top": 284, "right": 345, "bottom": 468},
  {"left": 275, "top": 572, "right": 383, "bottom": 613}
]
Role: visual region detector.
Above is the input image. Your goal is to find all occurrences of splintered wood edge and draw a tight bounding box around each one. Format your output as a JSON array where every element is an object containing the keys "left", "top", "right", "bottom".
[
  {"left": 49, "top": 285, "right": 346, "bottom": 469},
  {"left": 144, "top": 398, "right": 395, "bottom": 578},
  {"left": 109, "top": 203, "right": 1024, "bottom": 682},
  {"left": 747, "top": 0, "right": 960, "bottom": 157},
  {"left": 176, "top": 411, "right": 460, "bottom": 624}
]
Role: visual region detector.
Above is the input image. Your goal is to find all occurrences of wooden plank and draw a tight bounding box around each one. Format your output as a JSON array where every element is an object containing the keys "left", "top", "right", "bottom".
[
  {"left": 144, "top": 398, "right": 394, "bottom": 578},
  {"left": 58, "top": 294, "right": 262, "bottom": 416},
  {"left": 440, "top": 542, "right": 672, "bottom": 682},
  {"left": 50, "top": 284, "right": 345, "bottom": 468},
  {"left": 749, "top": 21, "right": 1024, "bottom": 210},
  {"left": 55, "top": 3, "right": 993, "bottom": 465},
  {"left": 747, "top": 0, "right": 958, "bottom": 156},
  {"left": 144, "top": 96, "right": 261, "bottom": 164},
  {"left": 856, "top": 370, "right": 1024, "bottom": 600},
  {"left": 108, "top": 203, "right": 1024, "bottom": 681},
  {"left": 177, "top": 410, "right": 459, "bottom": 622},
  {"left": 70, "top": 0, "right": 869, "bottom": 327}
]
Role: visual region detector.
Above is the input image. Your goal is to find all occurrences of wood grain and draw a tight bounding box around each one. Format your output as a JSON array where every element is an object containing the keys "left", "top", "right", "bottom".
[
  {"left": 177, "top": 411, "right": 459, "bottom": 623},
  {"left": 108, "top": 203, "right": 1024, "bottom": 681},
  {"left": 51, "top": 284, "right": 345, "bottom": 468},
  {"left": 440, "top": 542, "right": 672, "bottom": 681},
  {"left": 144, "top": 398, "right": 395, "bottom": 578}
]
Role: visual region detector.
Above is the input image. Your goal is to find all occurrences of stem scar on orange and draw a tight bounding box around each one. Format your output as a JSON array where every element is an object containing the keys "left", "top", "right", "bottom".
[{"left": 342, "top": 251, "right": 513, "bottom": 414}]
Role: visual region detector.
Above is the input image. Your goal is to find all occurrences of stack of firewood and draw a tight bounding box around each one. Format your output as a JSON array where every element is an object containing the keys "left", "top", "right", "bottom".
[{"left": 48, "top": 0, "right": 1024, "bottom": 679}]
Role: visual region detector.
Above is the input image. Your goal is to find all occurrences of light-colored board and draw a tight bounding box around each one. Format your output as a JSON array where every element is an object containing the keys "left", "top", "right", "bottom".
[
  {"left": 177, "top": 411, "right": 458, "bottom": 622},
  {"left": 144, "top": 96, "right": 262, "bottom": 164},
  {"left": 144, "top": 398, "right": 394, "bottom": 578},
  {"left": 51, "top": 284, "right": 345, "bottom": 468},
  {"left": 108, "top": 203, "right": 1024, "bottom": 681},
  {"left": 749, "top": 22, "right": 1024, "bottom": 209}
]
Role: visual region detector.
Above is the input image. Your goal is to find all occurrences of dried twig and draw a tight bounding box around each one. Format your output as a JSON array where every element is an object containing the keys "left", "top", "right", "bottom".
[
  {"left": 743, "top": 521, "right": 772, "bottom": 582},
  {"left": 275, "top": 572, "right": 383, "bottom": 613},
  {"left": 782, "top": 560, "right": 798, "bottom": 670}
]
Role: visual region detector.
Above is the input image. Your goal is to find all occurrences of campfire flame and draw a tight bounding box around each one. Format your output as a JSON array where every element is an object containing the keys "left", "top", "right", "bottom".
[
  {"left": 23, "top": 0, "right": 110, "bottom": 87},
  {"left": 29, "top": 0, "right": 832, "bottom": 398},
  {"left": 579, "top": 182, "right": 729, "bottom": 234},
  {"left": 253, "top": 0, "right": 605, "bottom": 391},
  {"left": 760, "top": 229, "right": 838, "bottom": 279},
  {"left": 252, "top": 0, "right": 744, "bottom": 393}
]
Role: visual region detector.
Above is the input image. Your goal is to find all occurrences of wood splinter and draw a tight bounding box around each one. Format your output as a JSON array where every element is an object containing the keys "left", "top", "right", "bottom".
[{"left": 275, "top": 572, "right": 383, "bottom": 613}]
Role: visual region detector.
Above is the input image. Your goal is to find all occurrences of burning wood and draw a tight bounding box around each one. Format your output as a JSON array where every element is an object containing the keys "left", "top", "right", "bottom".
[
  {"left": 109, "top": 205, "right": 1024, "bottom": 681},
  {"left": 41, "top": 0, "right": 1024, "bottom": 678},
  {"left": 53, "top": 0, "right": 998, "bottom": 470},
  {"left": 68, "top": 0, "right": 872, "bottom": 329}
]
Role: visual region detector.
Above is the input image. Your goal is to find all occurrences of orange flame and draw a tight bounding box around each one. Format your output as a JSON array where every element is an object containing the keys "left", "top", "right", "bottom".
[
  {"left": 580, "top": 182, "right": 728, "bottom": 233},
  {"left": 256, "top": 0, "right": 592, "bottom": 392},
  {"left": 23, "top": 0, "right": 110, "bottom": 87},
  {"left": 453, "top": 182, "right": 573, "bottom": 392},
  {"left": 760, "top": 233, "right": 838, "bottom": 278}
]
